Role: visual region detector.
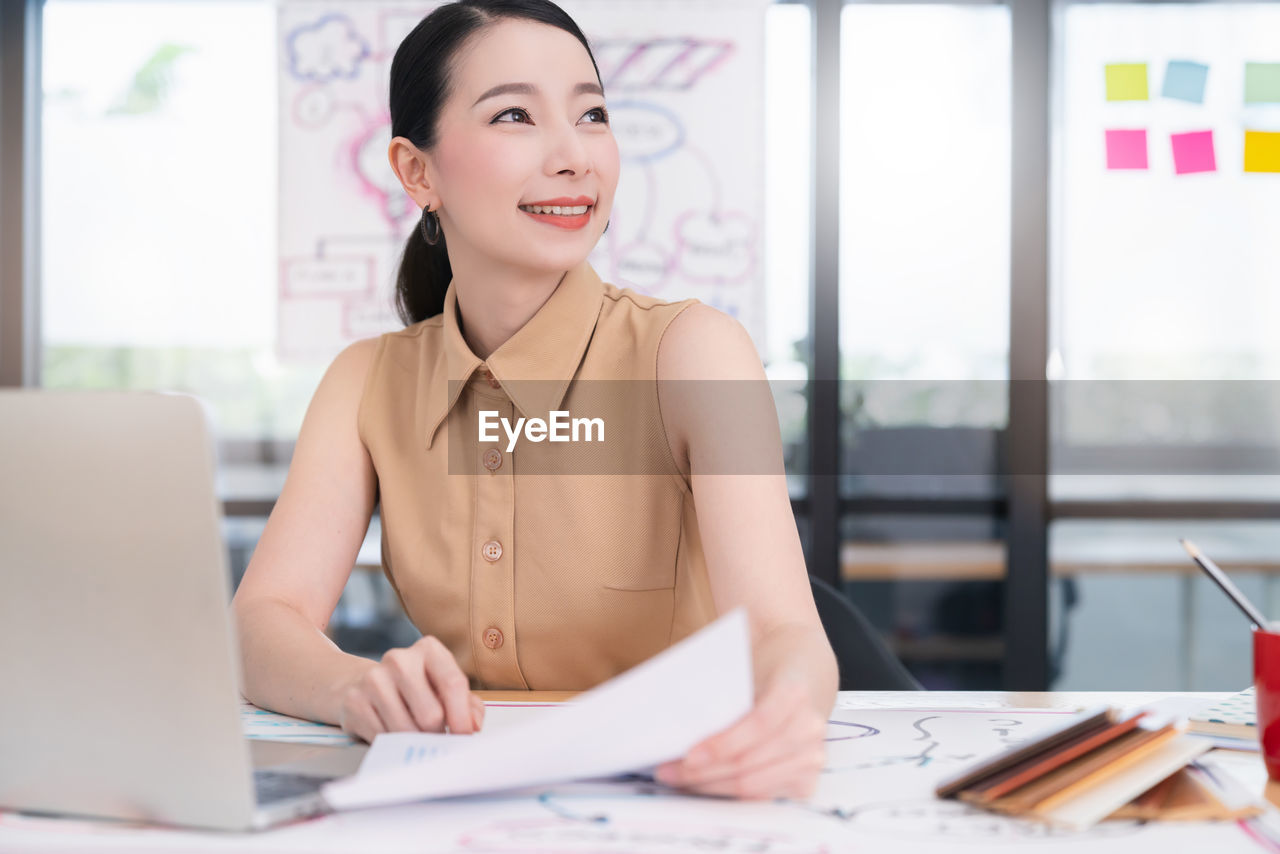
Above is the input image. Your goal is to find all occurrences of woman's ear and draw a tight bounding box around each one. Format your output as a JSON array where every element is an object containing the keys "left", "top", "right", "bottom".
[{"left": 388, "top": 136, "right": 435, "bottom": 208}]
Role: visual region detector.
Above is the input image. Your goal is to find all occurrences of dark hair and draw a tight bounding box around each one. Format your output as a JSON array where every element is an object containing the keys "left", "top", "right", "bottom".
[{"left": 389, "top": 0, "right": 604, "bottom": 325}]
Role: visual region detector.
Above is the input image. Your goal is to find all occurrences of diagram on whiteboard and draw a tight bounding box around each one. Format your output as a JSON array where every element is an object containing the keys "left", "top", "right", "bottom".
[{"left": 276, "top": 0, "right": 769, "bottom": 362}]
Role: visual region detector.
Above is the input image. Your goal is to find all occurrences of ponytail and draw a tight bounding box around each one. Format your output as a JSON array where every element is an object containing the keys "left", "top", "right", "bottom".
[{"left": 394, "top": 215, "right": 452, "bottom": 325}]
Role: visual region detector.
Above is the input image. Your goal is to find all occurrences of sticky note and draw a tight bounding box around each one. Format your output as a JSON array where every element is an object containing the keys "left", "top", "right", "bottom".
[
  {"left": 1244, "top": 63, "right": 1280, "bottom": 104},
  {"left": 1243, "top": 130, "right": 1280, "bottom": 173},
  {"left": 1170, "top": 131, "right": 1216, "bottom": 175},
  {"left": 1106, "top": 63, "right": 1149, "bottom": 101},
  {"left": 1106, "top": 129, "right": 1149, "bottom": 170},
  {"left": 1162, "top": 61, "right": 1208, "bottom": 103}
]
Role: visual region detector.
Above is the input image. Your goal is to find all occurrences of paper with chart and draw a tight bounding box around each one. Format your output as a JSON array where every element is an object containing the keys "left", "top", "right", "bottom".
[
  {"left": 321, "top": 607, "right": 754, "bottom": 808},
  {"left": 239, "top": 698, "right": 562, "bottom": 746},
  {"left": 240, "top": 699, "right": 355, "bottom": 745},
  {"left": 276, "top": 0, "right": 770, "bottom": 362}
]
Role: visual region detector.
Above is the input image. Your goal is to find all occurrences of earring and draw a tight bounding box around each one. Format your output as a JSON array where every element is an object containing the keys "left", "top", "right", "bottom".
[{"left": 420, "top": 204, "right": 442, "bottom": 245}]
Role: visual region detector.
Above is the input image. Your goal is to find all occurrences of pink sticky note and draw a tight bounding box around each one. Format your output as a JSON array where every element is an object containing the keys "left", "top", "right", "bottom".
[
  {"left": 1170, "top": 130, "right": 1216, "bottom": 175},
  {"left": 1105, "top": 129, "right": 1149, "bottom": 170}
]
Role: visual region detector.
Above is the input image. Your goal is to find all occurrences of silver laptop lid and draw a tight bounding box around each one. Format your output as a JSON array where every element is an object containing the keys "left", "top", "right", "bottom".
[{"left": 0, "top": 389, "right": 257, "bottom": 830}]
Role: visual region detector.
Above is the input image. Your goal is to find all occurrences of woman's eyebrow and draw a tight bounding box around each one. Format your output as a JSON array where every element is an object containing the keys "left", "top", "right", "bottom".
[{"left": 472, "top": 81, "right": 604, "bottom": 107}]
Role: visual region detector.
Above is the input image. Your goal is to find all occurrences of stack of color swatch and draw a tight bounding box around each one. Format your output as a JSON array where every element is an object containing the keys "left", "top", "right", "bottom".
[{"left": 935, "top": 707, "right": 1262, "bottom": 830}]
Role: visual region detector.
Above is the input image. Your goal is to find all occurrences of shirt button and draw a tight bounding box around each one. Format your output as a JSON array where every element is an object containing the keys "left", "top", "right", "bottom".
[
  {"left": 481, "top": 539, "right": 503, "bottom": 562},
  {"left": 481, "top": 367, "right": 501, "bottom": 389},
  {"left": 483, "top": 627, "right": 504, "bottom": 649},
  {"left": 482, "top": 448, "right": 502, "bottom": 471}
]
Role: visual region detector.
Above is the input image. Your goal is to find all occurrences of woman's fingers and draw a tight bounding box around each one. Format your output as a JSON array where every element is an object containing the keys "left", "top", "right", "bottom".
[
  {"left": 683, "top": 745, "right": 826, "bottom": 800},
  {"left": 698, "top": 677, "right": 800, "bottom": 760},
  {"left": 337, "top": 636, "right": 482, "bottom": 740},
  {"left": 661, "top": 698, "right": 825, "bottom": 798},
  {"left": 659, "top": 697, "right": 822, "bottom": 789},
  {"left": 339, "top": 687, "right": 387, "bottom": 743},
  {"left": 657, "top": 677, "right": 802, "bottom": 781},
  {"left": 365, "top": 666, "right": 418, "bottom": 732},
  {"left": 418, "top": 636, "right": 476, "bottom": 734},
  {"left": 384, "top": 648, "right": 446, "bottom": 732},
  {"left": 653, "top": 672, "right": 828, "bottom": 801},
  {"left": 663, "top": 706, "right": 814, "bottom": 788}
]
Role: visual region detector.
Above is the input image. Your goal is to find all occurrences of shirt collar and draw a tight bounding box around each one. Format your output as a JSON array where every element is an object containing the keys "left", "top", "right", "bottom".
[{"left": 422, "top": 258, "right": 604, "bottom": 449}]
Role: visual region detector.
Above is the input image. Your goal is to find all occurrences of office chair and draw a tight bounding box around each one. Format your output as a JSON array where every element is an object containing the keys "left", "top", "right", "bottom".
[{"left": 809, "top": 574, "right": 923, "bottom": 691}]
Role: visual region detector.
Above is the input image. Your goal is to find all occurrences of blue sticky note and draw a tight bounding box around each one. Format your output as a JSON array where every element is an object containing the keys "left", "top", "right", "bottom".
[{"left": 1162, "top": 60, "right": 1209, "bottom": 103}]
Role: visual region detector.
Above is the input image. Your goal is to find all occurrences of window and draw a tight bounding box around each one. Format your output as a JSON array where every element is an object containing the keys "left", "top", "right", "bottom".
[
  {"left": 1050, "top": 518, "right": 1271, "bottom": 690},
  {"left": 41, "top": 1, "right": 322, "bottom": 440},
  {"left": 1051, "top": 2, "right": 1280, "bottom": 501},
  {"left": 840, "top": 3, "right": 1010, "bottom": 423},
  {"left": 765, "top": 2, "right": 813, "bottom": 490},
  {"left": 838, "top": 2, "right": 1012, "bottom": 689}
]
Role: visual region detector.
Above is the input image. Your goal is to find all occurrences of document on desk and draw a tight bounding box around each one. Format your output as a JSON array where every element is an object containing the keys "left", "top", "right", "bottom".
[{"left": 321, "top": 607, "right": 753, "bottom": 810}]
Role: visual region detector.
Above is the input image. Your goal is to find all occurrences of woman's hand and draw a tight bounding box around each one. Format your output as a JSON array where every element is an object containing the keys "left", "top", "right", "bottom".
[
  {"left": 652, "top": 671, "right": 827, "bottom": 800},
  {"left": 336, "top": 635, "right": 485, "bottom": 743}
]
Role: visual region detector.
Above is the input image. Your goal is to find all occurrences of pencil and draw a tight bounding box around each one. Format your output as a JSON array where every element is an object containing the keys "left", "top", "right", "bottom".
[{"left": 1179, "top": 538, "right": 1269, "bottom": 629}]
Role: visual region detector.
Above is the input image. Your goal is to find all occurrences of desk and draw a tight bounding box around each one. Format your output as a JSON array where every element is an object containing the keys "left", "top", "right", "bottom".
[
  {"left": 2, "top": 691, "right": 1277, "bottom": 853},
  {"left": 842, "top": 527, "right": 1280, "bottom": 688}
]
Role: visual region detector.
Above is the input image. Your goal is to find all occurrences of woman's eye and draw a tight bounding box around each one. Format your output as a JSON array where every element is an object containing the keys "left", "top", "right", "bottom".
[
  {"left": 493, "top": 107, "right": 530, "bottom": 124},
  {"left": 492, "top": 106, "right": 609, "bottom": 125}
]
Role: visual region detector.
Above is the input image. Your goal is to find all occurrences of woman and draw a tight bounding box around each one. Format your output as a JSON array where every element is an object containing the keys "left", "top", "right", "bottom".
[{"left": 232, "top": 0, "right": 837, "bottom": 800}]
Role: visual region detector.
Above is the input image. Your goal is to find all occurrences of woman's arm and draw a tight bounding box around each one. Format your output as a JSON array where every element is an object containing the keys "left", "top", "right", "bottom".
[
  {"left": 652, "top": 303, "right": 839, "bottom": 799},
  {"left": 230, "top": 338, "right": 482, "bottom": 738},
  {"left": 231, "top": 338, "right": 382, "bottom": 725}
]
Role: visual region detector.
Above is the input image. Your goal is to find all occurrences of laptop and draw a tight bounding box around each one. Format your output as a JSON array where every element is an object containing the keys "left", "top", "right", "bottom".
[{"left": 0, "top": 389, "right": 366, "bottom": 831}]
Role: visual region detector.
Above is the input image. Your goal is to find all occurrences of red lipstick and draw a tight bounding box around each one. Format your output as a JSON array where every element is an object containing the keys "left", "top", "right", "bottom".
[
  {"left": 523, "top": 195, "right": 594, "bottom": 206},
  {"left": 518, "top": 195, "right": 595, "bottom": 230}
]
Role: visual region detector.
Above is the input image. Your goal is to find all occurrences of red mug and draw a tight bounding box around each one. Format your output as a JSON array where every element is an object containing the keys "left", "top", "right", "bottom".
[{"left": 1255, "top": 626, "right": 1280, "bottom": 780}]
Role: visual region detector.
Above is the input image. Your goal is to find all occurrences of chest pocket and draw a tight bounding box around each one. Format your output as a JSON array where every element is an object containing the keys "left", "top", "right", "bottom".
[{"left": 597, "top": 483, "right": 681, "bottom": 591}]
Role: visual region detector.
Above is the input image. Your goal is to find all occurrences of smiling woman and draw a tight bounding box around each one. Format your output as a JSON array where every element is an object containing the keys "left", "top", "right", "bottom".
[
  {"left": 230, "top": 0, "right": 837, "bottom": 803},
  {"left": 382, "top": 4, "right": 619, "bottom": 336}
]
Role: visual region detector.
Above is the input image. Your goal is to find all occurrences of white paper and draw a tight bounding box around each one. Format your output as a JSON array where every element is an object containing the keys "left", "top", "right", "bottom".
[
  {"left": 356, "top": 731, "right": 465, "bottom": 776},
  {"left": 356, "top": 704, "right": 569, "bottom": 777},
  {"left": 321, "top": 608, "right": 753, "bottom": 809}
]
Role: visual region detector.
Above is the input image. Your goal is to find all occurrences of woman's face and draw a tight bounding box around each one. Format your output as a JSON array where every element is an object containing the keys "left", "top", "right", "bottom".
[{"left": 417, "top": 18, "right": 619, "bottom": 274}]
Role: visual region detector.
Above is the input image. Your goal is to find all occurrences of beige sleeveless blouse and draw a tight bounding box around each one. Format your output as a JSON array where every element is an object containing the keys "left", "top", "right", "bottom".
[{"left": 357, "top": 259, "right": 719, "bottom": 690}]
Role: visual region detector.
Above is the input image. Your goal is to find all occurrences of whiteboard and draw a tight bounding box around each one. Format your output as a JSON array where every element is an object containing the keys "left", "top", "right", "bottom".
[{"left": 276, "top": 0, "right": 770, "bottom": 362}]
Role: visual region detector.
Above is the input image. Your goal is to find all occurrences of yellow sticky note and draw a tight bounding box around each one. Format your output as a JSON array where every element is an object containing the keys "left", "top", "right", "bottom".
[
  {"left": 1106, "top": 63, "right": 1149, "bottom": 101},
  {"left": 1244, "top": 130, "right": 1280, "bottom": 174}
]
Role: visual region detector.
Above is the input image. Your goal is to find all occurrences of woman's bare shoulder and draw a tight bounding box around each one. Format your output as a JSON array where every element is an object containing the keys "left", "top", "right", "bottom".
[
  {"left": 313, "top": 337, "right": 381, "bottom": 405},
  {"left": 657, "top": 302, "right": 765, "bottom": 383}
]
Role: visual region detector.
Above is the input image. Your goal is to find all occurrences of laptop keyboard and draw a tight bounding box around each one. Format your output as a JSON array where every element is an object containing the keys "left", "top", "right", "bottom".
[{"left": 253, "top": 770, "right": 328, "bottom": 806}]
